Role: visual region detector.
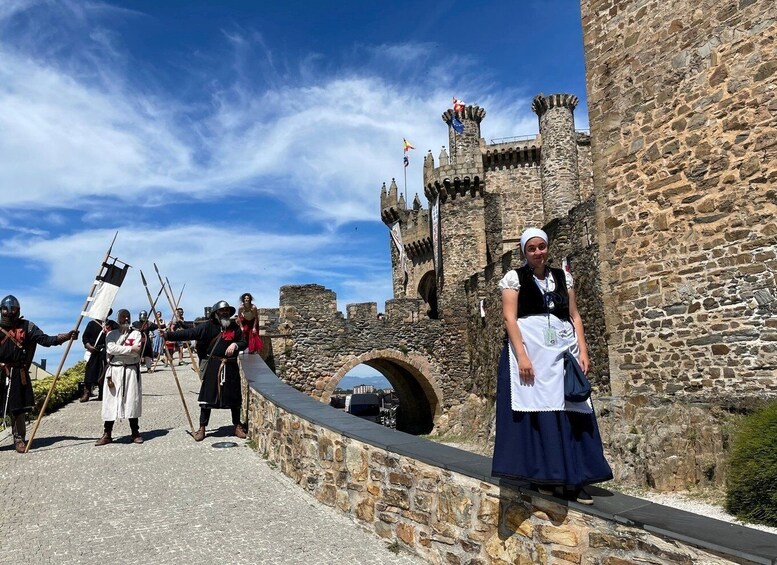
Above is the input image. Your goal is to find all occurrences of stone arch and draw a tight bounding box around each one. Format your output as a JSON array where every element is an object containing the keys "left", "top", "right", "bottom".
[
  {"left": 323, "top": 349, "right": 443, "bottom": 435},
  {"left": 417, "top": 270, "right": 438, "bottom": 319}
]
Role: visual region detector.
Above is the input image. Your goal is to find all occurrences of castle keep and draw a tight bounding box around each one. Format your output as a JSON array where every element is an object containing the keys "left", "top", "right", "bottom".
[{"left": 260, "top": 0, "right": 776, "bottom": 490}]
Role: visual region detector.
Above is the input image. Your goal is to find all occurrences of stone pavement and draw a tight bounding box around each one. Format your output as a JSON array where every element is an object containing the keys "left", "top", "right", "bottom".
[{"left": 0, "top": 360, "right": 423, "bottom": 565}]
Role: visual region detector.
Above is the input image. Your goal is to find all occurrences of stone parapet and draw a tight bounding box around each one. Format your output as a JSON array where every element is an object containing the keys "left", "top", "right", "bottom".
[
  {"left": 346, "top": 302, "right": 378, "bottom": 321},
  {"left": 243, "top": 355, "right": 777, "bottom": 565},
  {"left": 385, "top": 298, "right": 424, "bottom": 322}
]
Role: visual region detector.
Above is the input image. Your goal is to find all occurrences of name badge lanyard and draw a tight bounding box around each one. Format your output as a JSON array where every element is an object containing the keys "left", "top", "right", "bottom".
[{"left": 534, "top": 270, "right": 557, "bottom": 346}]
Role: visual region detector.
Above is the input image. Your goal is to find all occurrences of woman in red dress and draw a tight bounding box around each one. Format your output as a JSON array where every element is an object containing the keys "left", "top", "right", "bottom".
[{"left": 238, "top": 293, "right": 262, "bottom": 354}]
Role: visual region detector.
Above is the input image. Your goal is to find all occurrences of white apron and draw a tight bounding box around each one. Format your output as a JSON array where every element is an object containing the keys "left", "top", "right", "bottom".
[{"left": 508, "top": 314, "right": 592, "bottom": 414}]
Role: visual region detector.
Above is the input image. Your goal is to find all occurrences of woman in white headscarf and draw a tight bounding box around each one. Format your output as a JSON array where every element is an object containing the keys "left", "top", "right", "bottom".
[{"left": 491, "top": 228, "right": 612, "bottom": 504}]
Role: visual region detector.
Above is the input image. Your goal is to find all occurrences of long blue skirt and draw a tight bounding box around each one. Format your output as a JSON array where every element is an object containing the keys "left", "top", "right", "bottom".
[{"left": 492, "top": 343, "right": 613, "bottom": 488}]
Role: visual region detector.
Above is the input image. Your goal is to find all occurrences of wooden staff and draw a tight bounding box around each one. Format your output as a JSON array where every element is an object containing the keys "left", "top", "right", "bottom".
[
  {"left": 153, "top": 264, "right": 199, "bottom": 374},
  {"left": 26, "top": 232, "right": 119, "bottom": 452},
  {"left": 140, "top": 270, "right": 195, "bottom": 434}
]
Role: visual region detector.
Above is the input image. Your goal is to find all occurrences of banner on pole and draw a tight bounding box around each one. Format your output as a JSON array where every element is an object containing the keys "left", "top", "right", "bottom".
[
  {"left": 82, "top": 261, "right": 129, "bottom": 321},
  {"left": 389, "top": 221, "right": 409, "bottom": 285},
  {"left": 431, "top": 194, "right": 441, "bottom": 277}
]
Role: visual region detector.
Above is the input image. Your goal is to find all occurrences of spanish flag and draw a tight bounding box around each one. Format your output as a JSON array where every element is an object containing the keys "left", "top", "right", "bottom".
[{"left": 403, "top": 138, "right": 415, "bottom": 152}]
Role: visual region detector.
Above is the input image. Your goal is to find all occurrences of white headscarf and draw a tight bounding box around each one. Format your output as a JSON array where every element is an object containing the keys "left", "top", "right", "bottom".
[{"left": 520, "top": 228, "right": 548, "bottom": 255}]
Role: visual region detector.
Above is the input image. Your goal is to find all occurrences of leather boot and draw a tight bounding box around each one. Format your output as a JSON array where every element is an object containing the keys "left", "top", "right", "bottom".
[
  {"left": 95, "top": 432, "right": 112, "bottom": 446},
  {"left": 192, "top": 426, "right": 206, "bottom": 442},
  {"left": 131, "top": 432, "right": 144, "bottom": 444},
  {"left": 79, "top": 386, "right": 90, "bottom": 403},
  {"left": 14, "top": 440, "right": 26, "bottom": 454},
  {"left": 234, "top": 424, "right": 247, "bottom": 439}
]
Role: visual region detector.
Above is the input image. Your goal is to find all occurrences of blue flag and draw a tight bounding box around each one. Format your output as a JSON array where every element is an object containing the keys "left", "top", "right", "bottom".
[
  {"left": 451, "top": 115, "right": 464, "bottom": 134},
  {"left": 403, "top": 155, "right": 409, "bottom": 168}
]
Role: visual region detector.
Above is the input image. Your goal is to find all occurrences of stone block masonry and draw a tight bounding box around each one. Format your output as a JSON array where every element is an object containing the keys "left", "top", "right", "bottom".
[
  {"left": 243, "top": 355, "right": 777, "bottom": 564},
  {"left": 582, "top": 0, "right": 777, "bottom": 400}
]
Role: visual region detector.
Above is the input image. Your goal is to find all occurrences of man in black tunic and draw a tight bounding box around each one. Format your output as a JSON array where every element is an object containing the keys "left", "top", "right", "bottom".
[
  {"left": 80, "top": 309, "right": 116, "bottom": 402},
  {"left": 165, "top": 300, "right": 246, "bottom": 441},
  {"left": 0, "top": 295, "right": 78, "bottom": 453}
]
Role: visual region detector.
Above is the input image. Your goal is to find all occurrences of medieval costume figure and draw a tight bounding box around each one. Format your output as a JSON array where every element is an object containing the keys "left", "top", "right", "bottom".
[
  {"left": 166, "top": 300, "right": 246, "bottom": 441},
  {"left": 96, "top": 309, "right": 144, "bottom": 446},
  {"left": 238, "top": 292, "right": 262, "bottom": 355},
  {"left": 0, "top": 295, "right": 78, "bottom": 453},
  {"left": 492, "top": 229, "right": 612, "bottom": 504},
  {"left": 132, "top": 310, "right": 159, "bottom": 373},
  {"left": 80, "top": 310, "right": 116, "bottom": 402}
]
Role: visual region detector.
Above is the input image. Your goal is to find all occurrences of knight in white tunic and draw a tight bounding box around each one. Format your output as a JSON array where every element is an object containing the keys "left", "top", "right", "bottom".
[{"left": 96, "top": 309, "right": 144, "bottom": 445}]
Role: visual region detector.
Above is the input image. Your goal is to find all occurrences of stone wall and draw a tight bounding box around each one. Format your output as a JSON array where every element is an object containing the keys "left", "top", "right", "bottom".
[
  {"left": 483, "top": 144, "right": 544, "bottom": 256},
  {"left": 244, "top": 358, "right": 766, "bottom": 564},
  {"left": 270, "top": 284, "right": 477, "bottom": 434},
  {"left": 582, "top": 0, "right": 777, "bottom": 399}
]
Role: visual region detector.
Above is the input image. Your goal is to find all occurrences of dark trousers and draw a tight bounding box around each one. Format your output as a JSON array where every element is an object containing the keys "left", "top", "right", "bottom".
[
  {"left": 104, "top": 418, "right": 139, "bottom": 434},
  {"left": 199, "top": 407, "right": 240, "bottom": 427}
]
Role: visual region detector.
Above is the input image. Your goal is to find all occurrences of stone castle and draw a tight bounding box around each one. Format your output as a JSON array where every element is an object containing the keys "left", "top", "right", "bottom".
[{"left": 258, "top": 0, "right": 776, "bottom": 491}]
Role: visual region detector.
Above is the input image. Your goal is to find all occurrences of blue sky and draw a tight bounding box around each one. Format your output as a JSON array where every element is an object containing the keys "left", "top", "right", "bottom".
[{"left": 0, "top": 0, "right": 588, "bottom": 369}]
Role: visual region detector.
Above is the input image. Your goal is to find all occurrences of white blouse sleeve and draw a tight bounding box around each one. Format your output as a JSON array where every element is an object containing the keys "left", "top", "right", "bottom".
[
  {"left": 498, "top": 270, "right": 521, "bottom": 291},
  {"left": 564, "top": 269, "right": 574, "bottom": 289}
]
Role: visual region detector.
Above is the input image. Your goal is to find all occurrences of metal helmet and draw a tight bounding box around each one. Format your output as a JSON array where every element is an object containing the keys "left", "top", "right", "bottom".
[
  {"left": 210, "top": 300, "right": 236, "bottom": 320},
  {"left": 0, "top": 295, "right": 20, "bottom": 327},
  {"left": 138, "top": 310, "right": 148, "bottom": 322}
]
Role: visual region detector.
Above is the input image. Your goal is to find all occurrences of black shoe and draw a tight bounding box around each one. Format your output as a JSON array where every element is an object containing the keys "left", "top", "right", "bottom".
[
  {"left": 531, "top": 483, "right": 554, "bottom": 496},
  {"left": 574, "top": 489, "right": 593, "bottom": 505}
]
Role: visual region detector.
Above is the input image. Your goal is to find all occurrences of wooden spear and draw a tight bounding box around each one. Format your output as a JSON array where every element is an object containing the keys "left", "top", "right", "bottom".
[
  {"left": 152, "top": 264, "right": 199, "bottom": 374},
  {"left": 26, "top": 232, "right": 119, "bottom": 452},
  {"left": 165, "top": 278, "right": 199, "bottom": 369},
  {"left": 140, "top": 270, "right": 195, "bottom": 434}
]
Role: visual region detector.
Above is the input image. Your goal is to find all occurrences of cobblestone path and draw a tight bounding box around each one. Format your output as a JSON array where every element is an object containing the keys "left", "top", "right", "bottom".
[{"left": 0, "top": 361, "right": 422, "bottom": 565}]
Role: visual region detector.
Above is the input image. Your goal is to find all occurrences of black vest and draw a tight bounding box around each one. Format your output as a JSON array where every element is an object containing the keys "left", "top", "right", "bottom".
[{"left": 516, "top": 266, "right": 570, "bottom": 321}]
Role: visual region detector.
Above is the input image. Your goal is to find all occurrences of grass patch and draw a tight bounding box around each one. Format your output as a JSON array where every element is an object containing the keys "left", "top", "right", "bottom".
[{"left": 386, "top": 540, "right": 401, "bottom": 554}]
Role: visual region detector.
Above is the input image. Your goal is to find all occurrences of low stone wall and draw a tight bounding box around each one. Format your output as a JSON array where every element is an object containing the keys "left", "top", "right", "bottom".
[{"left": 242, "top": 355, "right": 777, "bottom": 565}]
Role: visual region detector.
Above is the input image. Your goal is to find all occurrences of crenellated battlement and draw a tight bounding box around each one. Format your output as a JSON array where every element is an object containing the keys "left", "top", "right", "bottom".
[
  {"left": 531, "top": 93, "right": 579, "bottom": 115},
  {"left": 345, "top": 302, "right": 378, "bottom": 321},
  {"left": 423, "top": 174, "right": 482, "bottom": 203},
  {"left": 483, "top": 142, "right": 541, "bottom": 171}
]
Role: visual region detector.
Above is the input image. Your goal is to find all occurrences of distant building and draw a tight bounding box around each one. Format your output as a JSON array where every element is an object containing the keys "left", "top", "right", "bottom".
[{"left": 353, "top": 384, "right": 375, "bottom": 394}]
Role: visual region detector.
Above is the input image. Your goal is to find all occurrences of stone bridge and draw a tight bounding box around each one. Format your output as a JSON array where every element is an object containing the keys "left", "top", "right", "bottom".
[{"left": 259, "top": 284, "right": 463, "bottom": 436}]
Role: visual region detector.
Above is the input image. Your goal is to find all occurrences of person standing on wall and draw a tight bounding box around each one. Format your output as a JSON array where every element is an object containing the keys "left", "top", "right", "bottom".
[
  {"left": 238, "top": 292, "right": 262, "bottom": 355},
  {"left": 165, "top": 301, "right": 247, "bottom": 441},
  {"left": 491, "top": 228, "right": 612, "bottom": 504}
]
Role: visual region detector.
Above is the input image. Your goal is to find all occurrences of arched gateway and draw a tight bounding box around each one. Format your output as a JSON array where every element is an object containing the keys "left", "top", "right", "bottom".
[{"left": 324, "top": 349, "right": 442, "bottom": 435}]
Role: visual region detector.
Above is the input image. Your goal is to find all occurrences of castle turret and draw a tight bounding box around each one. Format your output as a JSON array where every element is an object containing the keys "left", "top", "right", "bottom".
[
  {"left": 442, "top": 106, "right": 486, "bottom": 166},
  {"left": 532, "top": 93, "right": 581, "bottom": 223},
  {"left": 423, "top": 104, "right": 489, "bottom": 320}
]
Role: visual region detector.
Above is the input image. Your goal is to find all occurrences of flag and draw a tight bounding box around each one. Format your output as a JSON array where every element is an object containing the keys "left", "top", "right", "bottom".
[
  {"left": 82, "top": 260, "right": 129, "bottom": 321},
  {"left": 403, "top": 155, "right": 409, "bottom": 168},
  {"left": 453, "top": 97, "right": 465, "bottom": 113},
  {"left": 451, "top": 115, "right": 464, "bottom": 134},
  {"left": 403, "top": 138, "right": 415, "bottom": 152},
  {"left": 389, "top": 222, "right": 409, "bottom": 283}
]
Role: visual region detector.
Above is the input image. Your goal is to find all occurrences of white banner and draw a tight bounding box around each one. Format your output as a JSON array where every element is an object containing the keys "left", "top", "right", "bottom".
[
  {"left": 431, "top": 194, "right": 440, "bottom": 276},
  {"left": 82, "top": 262, "right": 129, "bottom": 321},
  {"left": 390, "top": 221, "right": 409, "bottom": 284}
]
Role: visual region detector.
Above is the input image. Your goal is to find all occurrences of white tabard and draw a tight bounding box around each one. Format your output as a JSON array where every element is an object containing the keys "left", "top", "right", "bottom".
[{"left": 101, "top": 328, "right": 143, "bottom": 421}]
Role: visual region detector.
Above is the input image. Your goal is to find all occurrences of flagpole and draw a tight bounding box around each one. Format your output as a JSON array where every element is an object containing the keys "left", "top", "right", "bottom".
[
  {"left": 140, "top": 271, "right": 195, "bottom": 435},
  {"left": 403, "top": 164, "right": 407, "bottom": 207},
  {"left": 25, "top": 232, "right": 119, "bottom": 452}
]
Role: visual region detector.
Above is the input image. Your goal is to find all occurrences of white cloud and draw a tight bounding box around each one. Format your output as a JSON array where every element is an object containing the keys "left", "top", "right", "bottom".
[{"left": 0, "top": 5, "right": 544, "bottom": 225}]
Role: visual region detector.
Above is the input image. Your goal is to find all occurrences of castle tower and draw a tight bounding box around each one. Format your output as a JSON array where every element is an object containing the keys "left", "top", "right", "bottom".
[
  {"left": 532, "top": 93, "right": 580, "bottom": 223},
  {"left": 442, "top": 106, "right": 486, "bottom": 166},
  {"left": 423, "top": 104, "right": 488, "bottom": 320}
]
